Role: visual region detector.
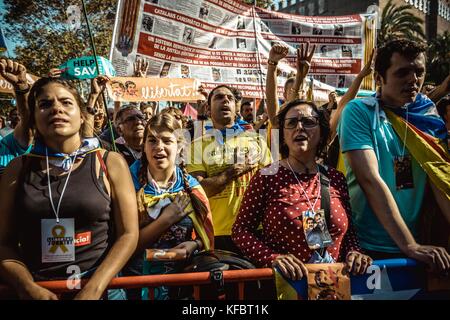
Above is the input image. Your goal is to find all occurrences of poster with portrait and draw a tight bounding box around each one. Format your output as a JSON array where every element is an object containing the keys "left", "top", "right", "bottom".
[{"left": 307, "top": 263, "right": 351, "bottom": 300}]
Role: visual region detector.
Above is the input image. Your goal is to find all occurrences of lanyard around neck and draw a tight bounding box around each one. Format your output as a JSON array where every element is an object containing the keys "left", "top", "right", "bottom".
[
  {"left": 287, "top": 159, "right": 321, "bottom": 214},
  {"left": 46, "top": 148, "right": 78, "bottom": 223}
]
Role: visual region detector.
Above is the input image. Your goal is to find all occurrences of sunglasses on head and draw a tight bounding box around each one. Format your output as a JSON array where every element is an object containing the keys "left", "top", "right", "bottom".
[{"left": 283, "top": 116, "right": 319, "bottom": 129}]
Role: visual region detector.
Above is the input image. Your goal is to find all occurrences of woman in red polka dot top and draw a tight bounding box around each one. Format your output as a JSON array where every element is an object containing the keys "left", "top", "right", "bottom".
[{"left": 231, "top": 99, "right": 372, "bottom": 280}]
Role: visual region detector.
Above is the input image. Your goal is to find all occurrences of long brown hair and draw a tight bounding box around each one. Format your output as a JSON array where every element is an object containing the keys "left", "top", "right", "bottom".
[{"left": 139, "top": 113, "right": 208, "bottom": 223}]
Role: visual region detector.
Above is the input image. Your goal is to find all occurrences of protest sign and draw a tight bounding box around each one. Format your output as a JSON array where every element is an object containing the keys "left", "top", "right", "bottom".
[
  {"left": 106, "top": 76, "right": 204, "bottom": 102},
  {"left": 110, "top": 0, "right": 376, "bottom": 98},
  {"left": 59, "top": 56, "right": 116, "bottom": 80}
]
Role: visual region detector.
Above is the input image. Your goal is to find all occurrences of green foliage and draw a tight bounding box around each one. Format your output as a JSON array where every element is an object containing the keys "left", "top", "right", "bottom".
[
  {"left": 426, "top": 31, "right": 450, "bottom": 85},
  {"left": 1, "top": 0, "right": 118, "bottom": 77},
  {"left": 378, "top": 0, "right": 426, "bottom": 47}
]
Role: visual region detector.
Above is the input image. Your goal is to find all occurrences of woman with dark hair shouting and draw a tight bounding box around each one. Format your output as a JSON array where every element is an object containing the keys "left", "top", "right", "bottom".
[{"left": 232, "top": 99, "right": 372, "bottom": 280}]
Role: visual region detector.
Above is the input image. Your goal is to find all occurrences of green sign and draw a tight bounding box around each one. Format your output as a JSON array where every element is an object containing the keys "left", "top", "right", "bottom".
[{"left": 59, "top": 56, "right": 116, "bottom": 80}]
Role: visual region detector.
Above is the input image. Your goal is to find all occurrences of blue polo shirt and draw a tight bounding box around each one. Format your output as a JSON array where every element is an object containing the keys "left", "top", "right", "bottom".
[
  {"left": 338, "top": 97, "right": 427, "bottom": 253},
  {"left": 0, "top": 133, "right": 31, "bottom": 173}
]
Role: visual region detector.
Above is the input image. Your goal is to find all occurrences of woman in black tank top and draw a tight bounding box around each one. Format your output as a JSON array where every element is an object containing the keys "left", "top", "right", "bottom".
[{"left": 0, "top": 77, "right": 138, "bottom": 300}]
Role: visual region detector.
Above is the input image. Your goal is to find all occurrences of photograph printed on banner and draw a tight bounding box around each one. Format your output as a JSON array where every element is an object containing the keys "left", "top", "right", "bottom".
[
  {"left": 312, "top": 24, "right": 323, "bottom": 35},
  {"left": 180, "top": 65, "right": 190, "bottom": 78},
  {"left": 334, "top": 24, "right": 344, "bottom": 36},
  {"left": 208, "top": 36, "right": 218, "bottom": 49},
  {"left": 337, "top": 75, "right": 346, "bottom": 88},
  {"left": 302, "top": 209, "right": 333, "bottom": 250},
  {"left": 160, "top": 62, "right": 172, "bottom": 78},
  {"left": 199, "top": 3, "right": 209, "bottom": 20},
  {"left": 307, "top": 264, "right": 351, "bottom": 300},
  {"left": 236, "top": 16, "right": 246, "bottom": 30},
  {"left": 341, "top": 45, "right": 353, "bottom": 58},
  {"left": 260, "top": 20, "right": 270, "bottom": 33},
  {"left": 291, "top": 22, "right": 302, "bottom": 35},
  {"left": 236, "top": 38, "right": 247, "bottom": 50},
  {"left": 182, "top": 26, "right": 195, "bottom": 44},
  {"left": 212, "top": 68, "right": 222, "bottom": 82},
  {"left": 142, "top": 14, "right": 154, "bottom": 33}
]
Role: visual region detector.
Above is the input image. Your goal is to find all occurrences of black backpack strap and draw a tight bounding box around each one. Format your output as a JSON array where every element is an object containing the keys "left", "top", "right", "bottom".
[
  {"left": 96, "top": 150, "right": 109, "bottom": 195},
  {"left": 317, "top": 164, "right": 331, "bottom": 256},
  {"left": 318, "top": 164, "right": 331, "bottom": 226}
]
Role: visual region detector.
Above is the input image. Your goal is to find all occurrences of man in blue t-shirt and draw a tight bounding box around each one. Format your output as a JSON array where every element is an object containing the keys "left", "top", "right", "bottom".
[{"left": 338, "top": 39, "right": 450, "bottom": 272}]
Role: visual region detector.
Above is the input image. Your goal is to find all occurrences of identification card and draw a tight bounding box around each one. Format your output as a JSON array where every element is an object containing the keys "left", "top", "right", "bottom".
[
  {"left": 394, "top": 155, "right": 414, "bottom": 190},
  {"left": 41, "top": 218, "right": 75, "bottom": 263},
  {"left": 302, "top": 209, "right": 333, "bottom": 250}
]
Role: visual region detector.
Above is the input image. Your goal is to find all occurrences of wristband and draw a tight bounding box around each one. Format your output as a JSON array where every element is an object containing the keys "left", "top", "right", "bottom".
[
  {"left": 14, "top": 84, "right": 31, "bottom": 95},
  {"left": 267, "top": 60, "right": 278, "bottom": 66}
]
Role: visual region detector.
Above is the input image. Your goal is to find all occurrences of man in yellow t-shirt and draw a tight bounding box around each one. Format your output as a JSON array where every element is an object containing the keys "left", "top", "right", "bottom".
[{"left": 187, "top": 85, "right": 271, "bottom": 253}]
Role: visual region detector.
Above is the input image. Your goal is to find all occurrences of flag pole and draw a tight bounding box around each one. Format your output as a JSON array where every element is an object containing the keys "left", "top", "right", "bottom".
[{"left": 80, "top": 0, "right": 117, "bottom": 151}]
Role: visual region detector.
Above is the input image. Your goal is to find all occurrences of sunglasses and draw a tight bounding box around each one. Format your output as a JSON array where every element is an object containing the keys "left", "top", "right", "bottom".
[
  {"left": 283, "top": 116, "right": 319, "bottom": 129},
  {"left": 122, "top": 114, "right": 146, "bottom": 124}
]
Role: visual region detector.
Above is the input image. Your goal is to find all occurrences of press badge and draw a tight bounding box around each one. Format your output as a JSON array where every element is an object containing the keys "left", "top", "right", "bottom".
[
  {"left": 394, "top": 155, "right": 414, "bottom": 190},
  {"left": 302, "top": 209, "right": 333, "bottom": 250},
  {"left": 41, "top": 218, "right": 75, "bottom": 263}
]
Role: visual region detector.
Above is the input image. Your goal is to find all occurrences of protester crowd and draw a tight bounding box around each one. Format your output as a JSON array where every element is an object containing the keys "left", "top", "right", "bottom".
[{"left": 0, "top": 36, "right": 449, "bottom": 300}]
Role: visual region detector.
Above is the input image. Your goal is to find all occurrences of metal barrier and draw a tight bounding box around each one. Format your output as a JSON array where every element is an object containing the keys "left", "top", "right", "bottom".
[{"left": 0, "top": 259, "right": 448, "bottom": 300}]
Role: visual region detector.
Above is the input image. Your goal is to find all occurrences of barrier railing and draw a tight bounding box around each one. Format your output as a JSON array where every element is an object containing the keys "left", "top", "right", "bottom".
[{"left": 0, "top": 259, "right": 448, "bottom": 300}]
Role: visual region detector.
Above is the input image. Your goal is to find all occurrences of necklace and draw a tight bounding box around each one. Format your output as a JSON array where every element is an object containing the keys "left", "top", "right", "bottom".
[
  {"left": 46, "top": 148, "right": 78, "bottom": 223},
  {"left": 286, "top": 159, "right": 321, "bottom": 214}
]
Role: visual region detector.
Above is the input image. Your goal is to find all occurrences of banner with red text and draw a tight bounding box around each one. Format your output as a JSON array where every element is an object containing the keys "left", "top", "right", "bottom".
[{"left": 110, "top": 0, "right": 376, "bottom": 99}]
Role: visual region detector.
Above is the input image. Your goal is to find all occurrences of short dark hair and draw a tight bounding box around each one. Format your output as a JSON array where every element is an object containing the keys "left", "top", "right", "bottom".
[
  {"left": 284, "top": 77, "right": 295, "bottom": 91},
  {"left": 240, "top": 101, "right": 252, "bottom": 112},
  {"left": 207, "top": 85, "right": 241, "bottom": 106},
  {"left": 436, "top": 96, "right": 450, "bottom": 121},
  {"left": 125, "top": 81, "right": 136, "bottom": 88},
  {"left": 116, "top": 105, "right": 139, "bottom": 123},
  {"left": 375, "top": 39, "right": 427, "bottom": 80},
  {"left": 277, "top": 99, "right": 330, "bottom": 160}
]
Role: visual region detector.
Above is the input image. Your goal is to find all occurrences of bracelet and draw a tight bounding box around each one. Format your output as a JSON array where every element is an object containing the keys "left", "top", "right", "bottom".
[
  {"left": 14, "top": 85, "right": 31, "bottom": 95},
  {"left": 192, "top": 239, "right": 201, "bottom": 252},
  {"left": 267, "top": 59, "right": 278, "bottom": 66}
]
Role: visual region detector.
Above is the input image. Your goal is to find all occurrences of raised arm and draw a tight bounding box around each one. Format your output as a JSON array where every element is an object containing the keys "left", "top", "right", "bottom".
[
  {"left": 266, "top": 43, "right": 289, "bottom": 127},
  {"left": 427, "top": 74, "right": 450, "bottom": 103},
  {"left": 0, "top": 59, "right": 32, "bottom": 148},
  {"left": 82, "top": 76, "right": 109, "bottom": 138},
  {"left": 329, "top": 51, "right": 375, "bottom": 142},
  {"left": 286, "top": 42, "right": 316, "bottom": 102}
]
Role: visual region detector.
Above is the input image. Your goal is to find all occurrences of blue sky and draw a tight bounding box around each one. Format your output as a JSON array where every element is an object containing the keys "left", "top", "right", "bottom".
[{"left": 0, "top": 0, "right": 16, "bottom": 56}]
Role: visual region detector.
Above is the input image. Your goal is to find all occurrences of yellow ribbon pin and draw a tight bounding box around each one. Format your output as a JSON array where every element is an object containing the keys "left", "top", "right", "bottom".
[{"left": 49, "top": 225, "right": 69, "bottom": 253}]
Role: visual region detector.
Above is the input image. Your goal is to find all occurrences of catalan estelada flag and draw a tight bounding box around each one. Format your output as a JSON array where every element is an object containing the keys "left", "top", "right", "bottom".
[
  {"left": 385, "top": 109, "right": 450, "bottom": 201},
  {"left": 274, "top": 268, "right": 306, "bottom": 300},
  {"left": 0, "top": 28, "right": 8, "bottom": 53}
]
